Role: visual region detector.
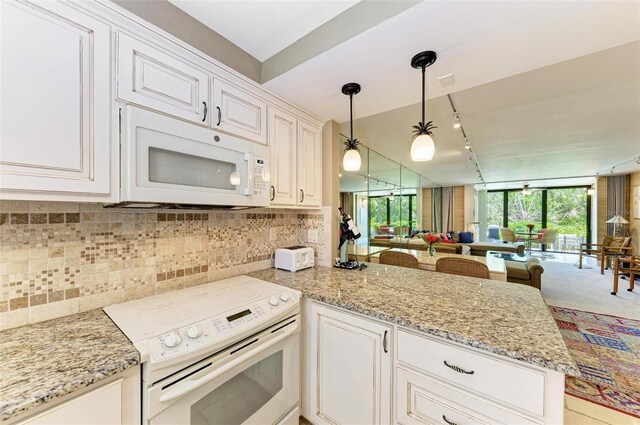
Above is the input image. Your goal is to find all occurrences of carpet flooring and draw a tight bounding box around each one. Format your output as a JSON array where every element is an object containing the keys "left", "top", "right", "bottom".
[{"left": 549, "top": 305, "right": 640, "bottom": 418}]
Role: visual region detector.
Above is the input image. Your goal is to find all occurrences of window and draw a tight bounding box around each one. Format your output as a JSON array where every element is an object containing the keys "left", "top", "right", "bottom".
[
  {"left": 487, "top": 191, "right": 505, "bottom": 227},
  {"left": 507, "top": 190, "right": 543, "bottom": 233},
  {"left": 369, "top": 194, "right": 417, "bottom": 237}
]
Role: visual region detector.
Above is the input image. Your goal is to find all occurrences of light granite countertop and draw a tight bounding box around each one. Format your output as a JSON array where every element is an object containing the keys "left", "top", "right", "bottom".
[
  {"left": 248, "top": 264, "right": 579, "bottom": 375},
  {"left": 0, "top": 309, "right": 139, "bottom": 422}
]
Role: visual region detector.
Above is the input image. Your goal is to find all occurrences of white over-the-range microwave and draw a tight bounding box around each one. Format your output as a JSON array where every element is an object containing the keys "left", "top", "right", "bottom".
[{"left": 113, "top": 106, "right": 270, "bottom": 209}]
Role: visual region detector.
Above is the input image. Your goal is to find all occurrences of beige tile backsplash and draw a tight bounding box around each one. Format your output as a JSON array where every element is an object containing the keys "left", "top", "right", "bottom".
[{"left": 0, "top": 201, "right": 331, "bottom": 330}]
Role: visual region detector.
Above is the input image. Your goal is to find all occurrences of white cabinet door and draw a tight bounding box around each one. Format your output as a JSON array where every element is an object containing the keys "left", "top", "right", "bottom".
[
  {"left": 296, "top": 120, "right": 322, "bottom": 207},
  {"left": 308, "top": 302, "right": 392, "bottom": 425},
  {"left": 0, "top": 0, "right": 112, "bottom": 197},
  {"left": 212, "top": 78, "right": 267, "bottom": 145},
  {"left": 268, "top": 107, "right": 297, "bottom": 206},
  {"left": 19, "top": 379, "right": 122, "bottom": 425},
  {"left": 117, "top": 32, "right": 209, "bottom": 125}
]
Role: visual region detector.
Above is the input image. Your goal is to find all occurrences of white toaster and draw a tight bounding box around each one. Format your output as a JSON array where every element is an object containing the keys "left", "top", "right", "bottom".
[{"left": 274, "top": 246, "right": 315, "bottom": 272}]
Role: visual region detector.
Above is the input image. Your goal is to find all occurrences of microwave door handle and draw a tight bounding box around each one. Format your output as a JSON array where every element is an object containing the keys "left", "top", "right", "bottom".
[
  {"left": 158, "top": 323, "right": 297, "bottom": 404},
  {"left": 243, "top": 152, "right": 253, "bottom": 196}
]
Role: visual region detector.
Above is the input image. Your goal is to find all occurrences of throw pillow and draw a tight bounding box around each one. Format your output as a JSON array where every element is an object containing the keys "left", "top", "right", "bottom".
[{"left": 459, "top": 231, "right": 474, "bottom": 243}]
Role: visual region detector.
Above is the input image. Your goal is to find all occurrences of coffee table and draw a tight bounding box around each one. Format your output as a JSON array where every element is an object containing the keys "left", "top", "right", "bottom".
[
  {"left": 489, "top": 250, "right": 528, "bottom": 263},
  {"left": 370, "top": 248, "right": 507, "bottom": 281}
]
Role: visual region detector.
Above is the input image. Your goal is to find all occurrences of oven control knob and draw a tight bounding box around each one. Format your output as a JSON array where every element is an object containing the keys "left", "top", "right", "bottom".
[
  {"left": 280, "top": 293, "right": 290, "bottom": 302},
  {"left": 163, "top": 332, "right": 182, "bottom": 348},
  {"left": 269, "top": 296, "right": 279, "bottom": 306},
  {"left": 187, "top": 325, "right": 202, "bottom": 339}
]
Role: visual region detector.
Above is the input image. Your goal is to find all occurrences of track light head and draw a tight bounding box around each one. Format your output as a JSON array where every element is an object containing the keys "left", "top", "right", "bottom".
[{"left": 453, "top": 113, "right": 461, "bottom": 129}]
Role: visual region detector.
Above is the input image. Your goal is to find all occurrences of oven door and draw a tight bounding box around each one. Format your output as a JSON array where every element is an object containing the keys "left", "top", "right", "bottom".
[
  {"left": 147, "top": 316, "right": 300, "bottom": 425},
  {"left": 121, "top": 106, "right": 270, "bottom": 207}
]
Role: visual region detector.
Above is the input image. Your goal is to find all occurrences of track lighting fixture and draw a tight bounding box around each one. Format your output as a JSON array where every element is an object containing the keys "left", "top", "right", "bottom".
[
  {"left": 453, "top": 113, "right": 461, "bottom": 129},
  {"left": 464, "top": 138, "right": 470, "bottom": 149}
]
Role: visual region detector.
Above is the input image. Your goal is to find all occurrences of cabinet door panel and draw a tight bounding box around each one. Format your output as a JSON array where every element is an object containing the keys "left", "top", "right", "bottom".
[
  {"left": 296, "top": 120, "right": 321, "bottom": 207},
  {"left": 269, "top": 107, "right": 296, "bottom": 206},
  {"left": 117, "top": 32, "right": 209, "bottom": 124},
  {"left": 309, "top": 303, "right": 391, "bottom": 425},
  {"left": 213, "top": 79, "right": 267, "bottom": 145},
  {"left": 20, "top": 380, "right": 121, "bottom": 425},
  {"left": 0, "top": 0, "right": 111, "bottom": 196}
]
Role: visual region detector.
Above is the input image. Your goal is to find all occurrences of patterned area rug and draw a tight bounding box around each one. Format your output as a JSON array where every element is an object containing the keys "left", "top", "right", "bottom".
[{"left": 549, "top": 306, "right": 640, "bottom": 418}]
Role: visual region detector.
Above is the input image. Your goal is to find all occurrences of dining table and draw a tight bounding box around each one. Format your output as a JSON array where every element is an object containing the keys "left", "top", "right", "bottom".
[{"left": 515, "top": 230, "right": 537, "bottom": 254}]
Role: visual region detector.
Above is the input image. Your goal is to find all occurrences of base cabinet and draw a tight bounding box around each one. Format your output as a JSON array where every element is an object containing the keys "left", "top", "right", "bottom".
[
  {"left": 304, "top": 301, "right": 392, "bottom": 425},
  {"left": 302, "top": 302, "right": 565, "bottom": 425},
  {"left": 14, "top": 367, "right": 140, "bottom": 425}
]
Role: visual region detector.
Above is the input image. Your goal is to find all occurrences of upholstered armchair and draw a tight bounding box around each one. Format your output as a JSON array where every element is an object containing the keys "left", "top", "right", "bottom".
[{"left": 579, "top": 236, "right": 634, "bottom": 274}]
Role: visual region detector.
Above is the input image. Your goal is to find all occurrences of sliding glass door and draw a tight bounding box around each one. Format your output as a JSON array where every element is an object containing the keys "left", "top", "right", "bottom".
[
  {"left": 488, "top": 186, "right": 590, "bottom": 253},
  {"left": 507, "top": 190, "right": 543, "bottom": 233},
  {"left": 369, "top": 194, "right": 417, "bottom": 238}
]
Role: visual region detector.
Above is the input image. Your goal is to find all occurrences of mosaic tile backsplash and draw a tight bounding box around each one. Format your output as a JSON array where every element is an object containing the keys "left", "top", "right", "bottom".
[{"left": 0, "top": 201, "right": 332, "bottom": 330}]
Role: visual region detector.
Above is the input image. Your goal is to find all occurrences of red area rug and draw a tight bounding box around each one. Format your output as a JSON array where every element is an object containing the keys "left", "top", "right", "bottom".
[{"left": 549, "top": 306, "right": 640, "bottom": 418}]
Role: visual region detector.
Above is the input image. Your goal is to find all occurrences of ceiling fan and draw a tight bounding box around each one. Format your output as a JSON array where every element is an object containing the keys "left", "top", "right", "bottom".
[{"left": 521, "top": 184, "right": 543, "bottom": 195}]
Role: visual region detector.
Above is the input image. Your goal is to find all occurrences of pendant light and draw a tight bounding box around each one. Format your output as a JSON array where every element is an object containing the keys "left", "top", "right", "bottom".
[
  {"left": 342, "top": 82, "right": 362, "bottom": 172},
  {"left": 410, "top": 51, "right": 437, "bottom": 162}
]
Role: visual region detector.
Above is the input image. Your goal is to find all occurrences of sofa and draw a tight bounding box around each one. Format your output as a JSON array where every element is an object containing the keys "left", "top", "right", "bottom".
[
  {"left": 369, "top": 237, "right": 525, "bottom": 256},
  {"left": 506, "top": 258, "right": 544, "bottom": 290}
]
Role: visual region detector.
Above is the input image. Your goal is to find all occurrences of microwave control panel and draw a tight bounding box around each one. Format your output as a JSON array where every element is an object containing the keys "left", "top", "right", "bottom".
[{"left": 252, "top": 157, "right": 269, "bottom": 197}]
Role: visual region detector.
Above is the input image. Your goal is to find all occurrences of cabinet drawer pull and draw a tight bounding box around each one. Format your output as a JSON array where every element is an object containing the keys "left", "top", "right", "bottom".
[
  {"left": 443, "top": 361, "right": 474, "bottom": 375},
  {"left": 300, "top": 189, "right": 304, "bottom": 203},
  {"left": 442, "top": 414, "right": 457, "bottom": 425},
  {"left": 202, "top": 101, "right": 208, "bottom": 122},
  {"left": 216, "top": 106, "right": 222, "bottom": 126},
  {"left": 383, "top": 330, "right": 388, "bottom": 353},
  {"left": 270, "top": 185, "right": 275, "bottom": 201}
]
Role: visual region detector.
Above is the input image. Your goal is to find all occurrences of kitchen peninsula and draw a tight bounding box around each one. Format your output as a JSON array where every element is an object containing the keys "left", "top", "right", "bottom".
[{"left": 250, "top": 264, "right": 577, "bottom": 425}]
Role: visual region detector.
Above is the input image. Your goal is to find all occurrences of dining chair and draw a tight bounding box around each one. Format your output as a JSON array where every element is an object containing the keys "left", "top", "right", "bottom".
[
  {"left": 379, "top": 251, "right": 419, "bottom": 269},
  {"left": 530, "top": 229, "right": 558, "bottom": 255},
  {"left": 435, "top": 257, "right": 490, "bottom": 279},
  {"left": 500, "top": 228, "right": 517, "bottom": 243}
]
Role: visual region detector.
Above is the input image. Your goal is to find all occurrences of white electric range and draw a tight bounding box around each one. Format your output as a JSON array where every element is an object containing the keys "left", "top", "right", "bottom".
[{"left": 104, "top": 275, "right": 301, "bottom": 425}]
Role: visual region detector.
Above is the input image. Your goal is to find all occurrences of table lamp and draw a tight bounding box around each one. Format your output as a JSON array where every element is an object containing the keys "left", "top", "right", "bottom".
[{"left": 606, "top": 215, "right": 629, "bottom": 237}]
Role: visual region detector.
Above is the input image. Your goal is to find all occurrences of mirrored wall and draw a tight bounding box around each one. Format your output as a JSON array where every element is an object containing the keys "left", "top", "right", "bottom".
[{"left": 339, "top": 135, "right": 439, "bottom": 257}]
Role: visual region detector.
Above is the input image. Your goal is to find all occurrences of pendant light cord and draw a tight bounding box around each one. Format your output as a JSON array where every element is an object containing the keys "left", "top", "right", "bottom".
[
  {"left": 421, "top": 65, "right": 426, "bottom": 126},
  {"left": 349, "top": 93, "right": 354, "bottom": 141}
]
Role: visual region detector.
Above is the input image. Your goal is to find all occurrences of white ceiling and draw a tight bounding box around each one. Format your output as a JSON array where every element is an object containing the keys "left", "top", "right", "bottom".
[
  {"left": 168, "top": 0, "right": 359, "bottom": 61},
  {"left": 263, "top": 0, "right": 640, "bottom": 122},
  {"left": 340, "top": 41, "right": 640, "bottom": 187}
]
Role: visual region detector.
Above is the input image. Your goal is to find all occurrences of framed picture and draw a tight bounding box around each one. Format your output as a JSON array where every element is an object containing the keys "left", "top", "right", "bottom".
[{"left": 634, "top": 186, "right": 640, "bottom": 219}]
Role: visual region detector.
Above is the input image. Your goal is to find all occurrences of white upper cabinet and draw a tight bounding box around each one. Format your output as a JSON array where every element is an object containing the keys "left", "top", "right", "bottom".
[
  {"left": 0, "top": 0, "right": 112, "bottom": 199},
  {"left": 297, "top": 120, "right": 322, "bottom": 207},
  {"left": 212, "top": 79, "right": 267, "bottom": 145},
  {"left": 268, "top": 107, "right": 297, "bottom": 206},
  {"left": 117, "top": 32, "right": 210, "bottom": 125}
]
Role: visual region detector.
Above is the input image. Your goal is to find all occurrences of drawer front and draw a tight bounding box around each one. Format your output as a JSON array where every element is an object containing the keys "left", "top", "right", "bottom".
[
  {"left": 397, "top": 330, "right": 545, "bottom": 416},
  {"left": 396, "top": 367, "right": 540, "bottom": 425},
  {"left": 117, "top": 32, "right": 209, "bottom": 124}
]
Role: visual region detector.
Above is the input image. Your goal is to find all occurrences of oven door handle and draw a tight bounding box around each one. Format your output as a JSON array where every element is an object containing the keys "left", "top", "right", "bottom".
[{"left": 158, "top": 323, "right": 297, "bottom": 403}]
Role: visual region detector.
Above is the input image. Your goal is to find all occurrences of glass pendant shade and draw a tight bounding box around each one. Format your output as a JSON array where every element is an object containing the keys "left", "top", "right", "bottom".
[
  {"left": 410, "top": 133, "right": 435, "bottom": 162},
  {"left": 343, "top": 149, "right": 361, "bottom": 171}
]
